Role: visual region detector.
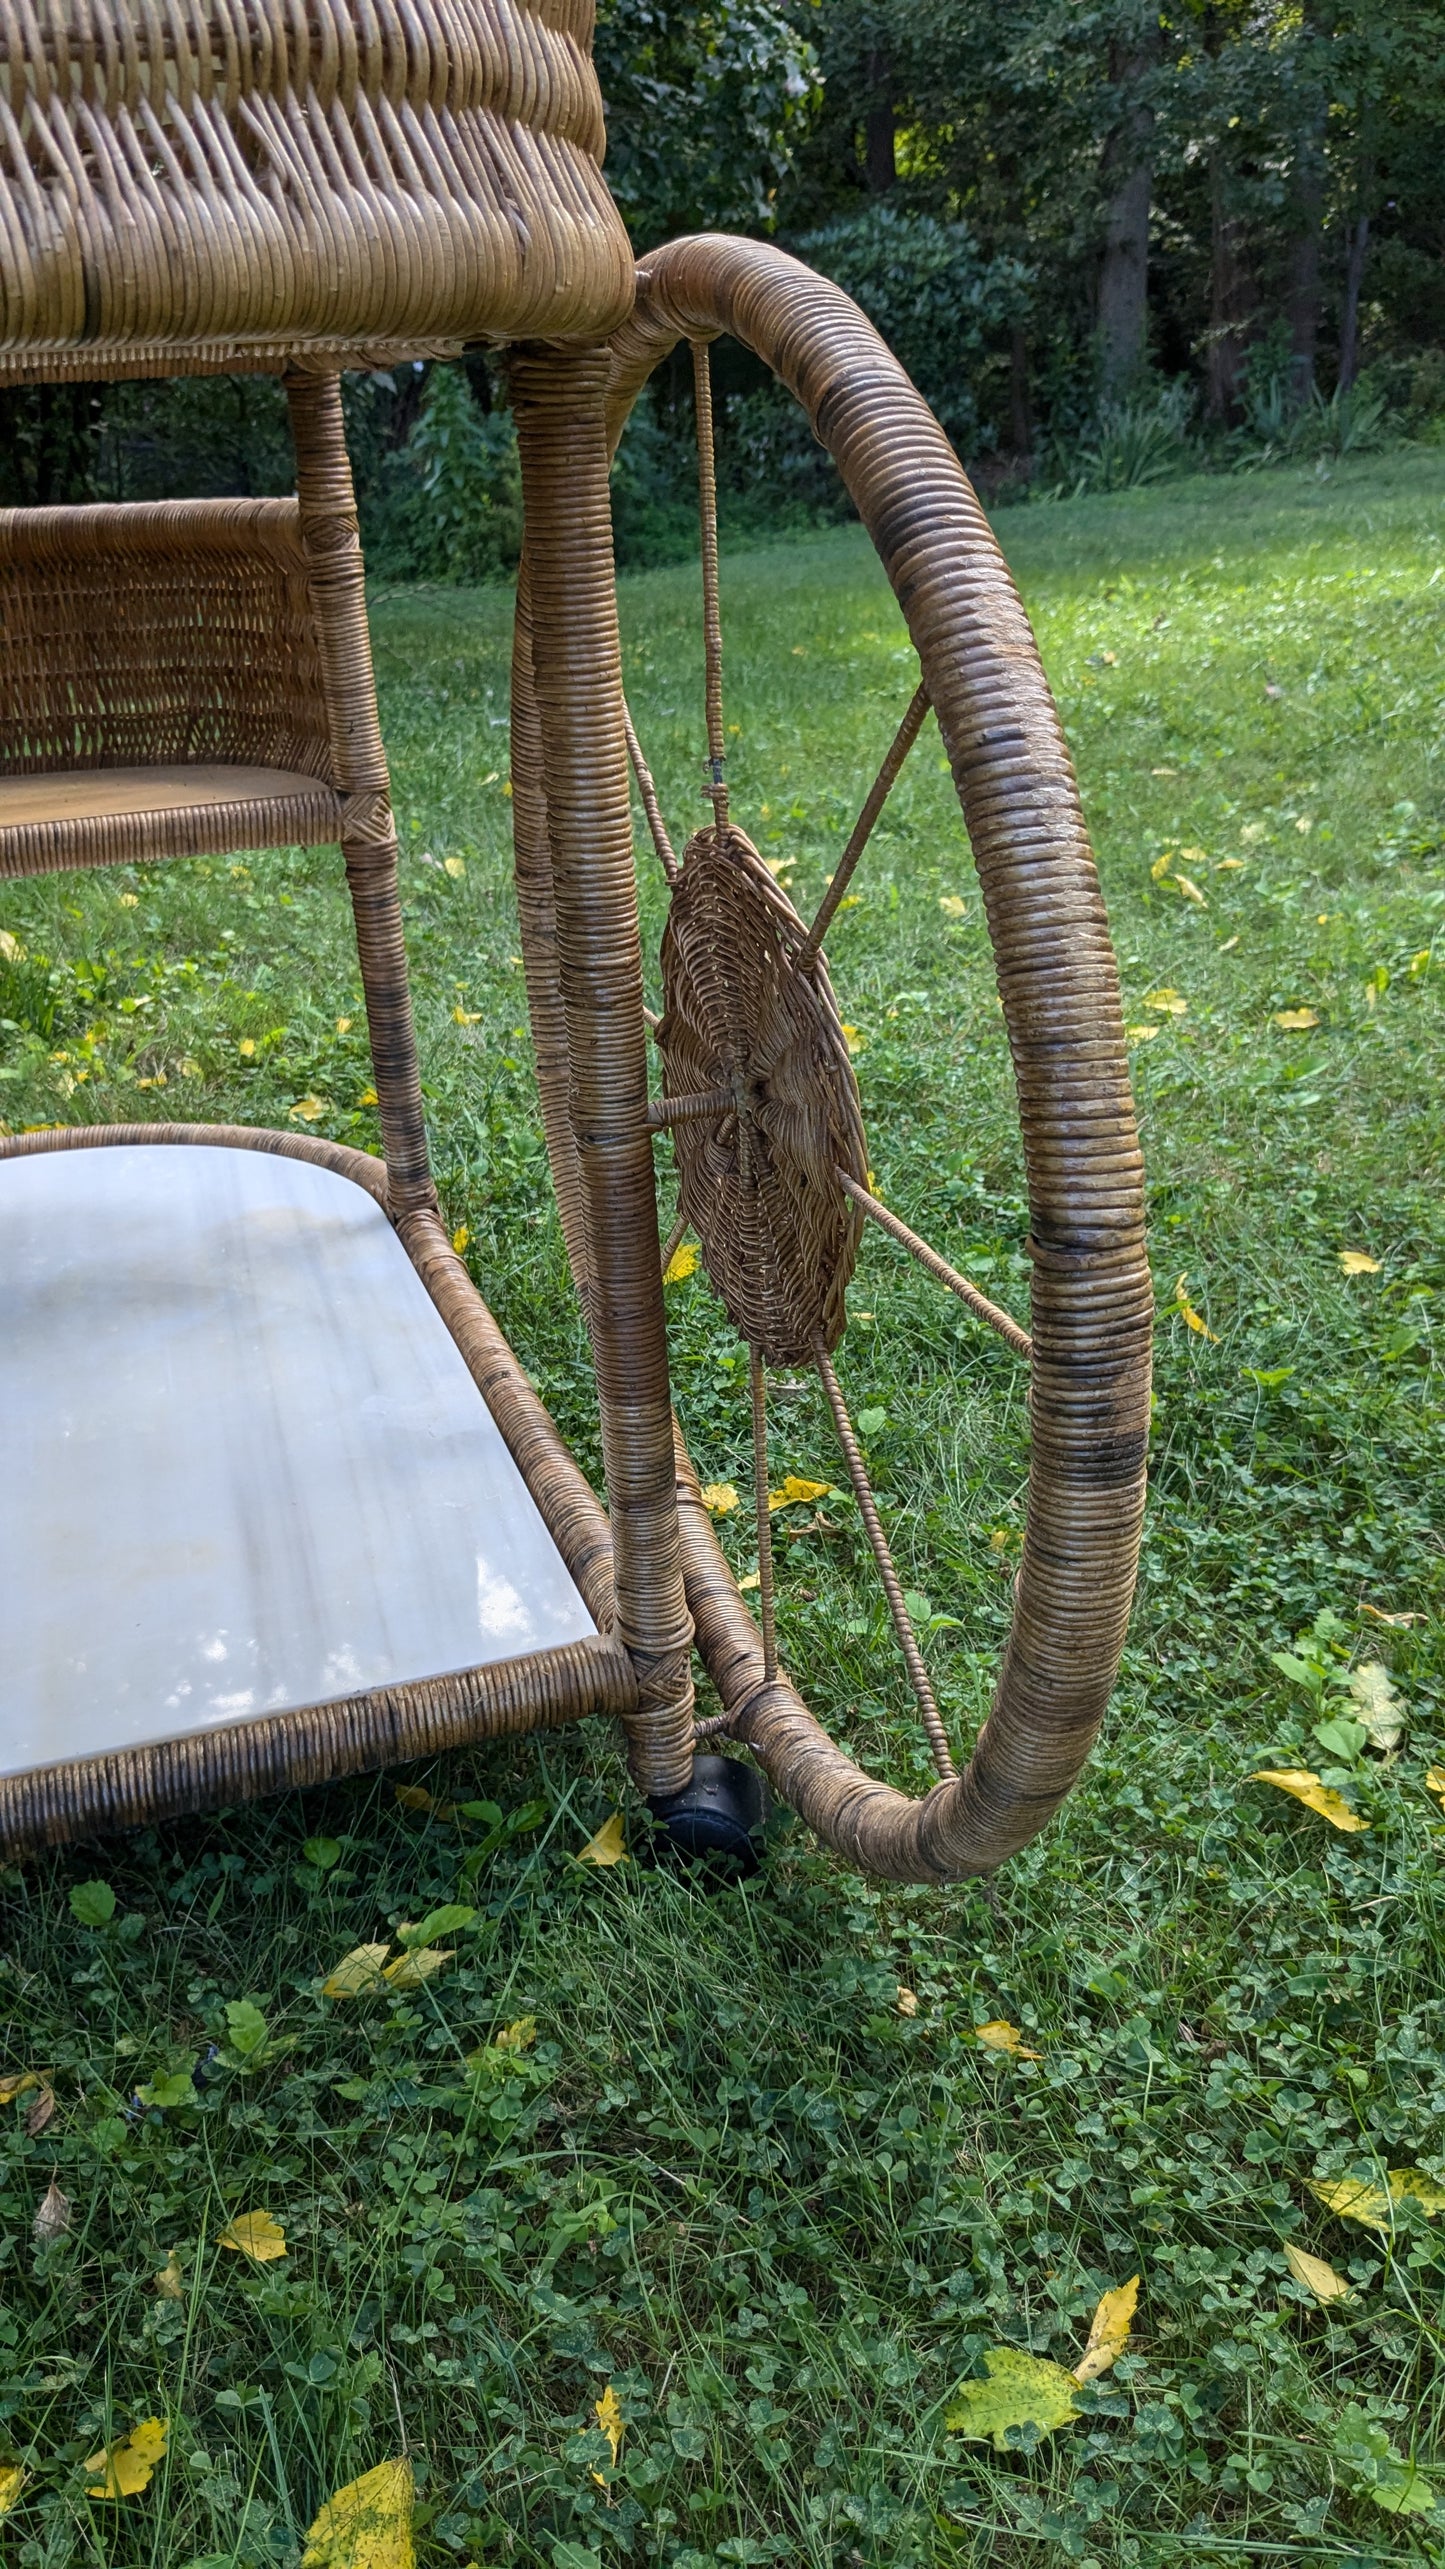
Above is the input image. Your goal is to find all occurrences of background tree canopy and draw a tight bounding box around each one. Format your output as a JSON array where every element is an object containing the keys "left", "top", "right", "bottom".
[{"left": 7, "top": 0, "right": 1443, "bottom": 560}]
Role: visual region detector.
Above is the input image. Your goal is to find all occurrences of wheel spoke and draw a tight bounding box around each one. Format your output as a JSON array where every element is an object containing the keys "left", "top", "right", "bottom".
[
  {"left": 835, "top": 1169, "right": 1032, "bottom": 1357},
  {"left": 624, "top": 698, "right": 680, "bottom": 885},
  {"left": 814, "top": 1340, "right": 957, "bottom": 1784},
  {"left": 646, "top": 1085, "right": 734, "bottom": 1130},
  {"left": 692, "top": 338, "right": 728, "bottom": 838},
  {"left": 750, "top": 1344, "right": 779, "bottom": 1682},
  {"left": 797, "top": 683, "right": 931, "bottom": 972}
]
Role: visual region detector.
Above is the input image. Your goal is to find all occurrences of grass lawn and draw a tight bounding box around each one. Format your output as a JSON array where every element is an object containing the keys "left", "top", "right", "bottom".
[{"left": 1, "top": 447, "right": 1443, "bottom": 2567}]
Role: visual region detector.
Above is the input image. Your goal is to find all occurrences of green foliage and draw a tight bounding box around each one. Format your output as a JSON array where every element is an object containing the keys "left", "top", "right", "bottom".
[
  {"left": 595, "top": 0, "right": 819, "bottom": 245},
  {"left": 1, "top": 458, "right": 1444, "bottom": 2561},
  {"left": 794, "top": 206, "right": 1029, "bottom": 453},
  {"left": 367, "top": 366, "right": 522, "bottom": 586}
]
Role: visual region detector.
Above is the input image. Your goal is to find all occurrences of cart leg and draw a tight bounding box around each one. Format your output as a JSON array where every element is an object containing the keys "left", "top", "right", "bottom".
[
  {"left": 285, "top": 371, "right": 437, "bottom": 1221},
  {"left": 511, "top": 347, "right": 695, "bottom": 1797}
]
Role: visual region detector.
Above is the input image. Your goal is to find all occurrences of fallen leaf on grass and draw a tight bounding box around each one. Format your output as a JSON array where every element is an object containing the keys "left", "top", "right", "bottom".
[
  {"left": 1307, "top": 2170, "right": 1445, "bottom": 2233},
  {"left": 85, "top": 2417, "right": 166, "bottom": 2498},
  {"left": 301, "top": 2455, "right": 414, "bottom": 2569},
  {"left": 664, "top": 1241, "right": 699, "bottom": 1283},
  {"left": 946, "top": 2347, "right": 1079, "bottom": 2447},
  {"left": 1251, "top": 1769, "right": 1367, "bottom": 1831},
  {"left": 218, "top": 2209, "right": 287, "bottom": 2262},
  {"left": 578, "top": 1813, "right": 627, "bottom": 1868},
  {"left": 288, "top": 1095, "right": 327, "bottom": 1122},
  {"left": 33, "top": 2179, "right": 70, "bottom": 2243},
  {"left": 322, "top": 1942, "right": 391, "bottom": 1998},
  {"left": 1283, "top": 2242, "right": 1352, "bottom": 2304},
  {"left": 938, "top": 895, "right": 968, "bottom": 918},
  {"left": 593, "top": 2383, "right": 625, "bottom": 2484},
  {"left": 1127, "top": 1024, "right": 1161, "bottom": 1042},
  {"left": 1072, "top": 2276, "right": 1139, "bottom": 2382},
  {"left": 768, "top": 1475, "right": 832, "bottom": 1512},
  {"left": 0, "top": 2070, "right": 43, "bottom": 2105},
  {"left": 1426, "top": 1766, "right": 1445, "bottom": 1807},
  {"left": 1173, "top": 872, "right": 1207, "bottom": 906},
  {"left": 1360, "top": 1603, "right": 1421, "bottom": 1627},
  {"left": 974, "top": 2020, "right": 1042, "bottom": 2059},
  {"left": 382, "top": 1945, "right": 453, "bottom": 1988},
  {"left": 840, "top": 1024, "right": 866, "bottom": 1055},
  {"left": 1144, "top": 989, "right": 1187, "bottom": 1014},
  {"left": 25, "top": 2084, "right": 55, "bottom": 2136},
  {"left": 738, "top": 1569, "right": 761, "bottom": 1592},
  {"left": 1273, "top": 1008, "right": 1319, "bottom": 1030},
  {"left": 394, "top": 1784, "right": 453, "bottom": 1817},
  {"left": 443, "top": 855, "right": 465, "bottom": 879},
  {"left": 1149, "top": 851, "right": 1175, "bottom": 882},
  {"left": 0, "top": 2462, "right": 24, "bottom": 2516},
  {"left": 493, "top": 2017, "right": 537, "bottom": 2052},
  {"left": 1175, "top": 1276, "right": 1218, "bottom": 1341},
  {"left": 896, "top": 1986, "right": 919, "bottom": 2017},
  {"left": 700, "top": 1482, "right": 740, "bottom": 1515},
  {"left": 451, "top": 1223, "right": 470, "bottom": 1254},
  {"left": 1338, "top": 1249, "right": 1380, "bottom": 1274},
  {"left": 1348, "top": 1662, "right": 1404, "bottom": 1753},
  {"left": 154, "top": 2251, "right": 184, "bottom": 2299}
]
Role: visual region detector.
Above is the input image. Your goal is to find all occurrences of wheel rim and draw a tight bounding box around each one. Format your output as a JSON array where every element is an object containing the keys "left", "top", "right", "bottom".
[{"left": 513, "top": 237, "right": 1152, "bottom": 1880}]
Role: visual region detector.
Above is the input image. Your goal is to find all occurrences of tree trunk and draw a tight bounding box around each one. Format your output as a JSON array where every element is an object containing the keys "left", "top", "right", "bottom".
[
  {"left": 1206, "top": 159, "right": 1251, "bottom": 419},
  {"left": 865, "top": 49, "right": 895, "bottom": 194},
  {"left": 1097, "top": 30, "right": 1159, "bottom": 398},
  {"left": 1286, "top": 107, "right": 1326, "bottom": 405},
  {"left": 1337, "top": 213, "right": 1370, "bottom": 391}
]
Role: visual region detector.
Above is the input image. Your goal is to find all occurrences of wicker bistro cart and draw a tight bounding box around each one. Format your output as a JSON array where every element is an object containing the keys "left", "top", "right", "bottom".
[{"left": 0, "top": 4, "right": 1151, "bottom": 1882}]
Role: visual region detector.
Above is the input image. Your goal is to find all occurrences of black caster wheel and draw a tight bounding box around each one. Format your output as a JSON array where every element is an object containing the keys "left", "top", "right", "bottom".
[{"left": 645, "top": 1753, "right": 768, "bottom": 1878}]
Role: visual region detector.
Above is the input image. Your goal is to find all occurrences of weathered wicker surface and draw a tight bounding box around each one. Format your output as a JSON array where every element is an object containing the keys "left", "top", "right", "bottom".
[
  {"left": 657, "top": 821, "right": 867, "bottom": 1364},
  {"left": 0, "top": 0, "right": 633, "bottom": 380},
  {"left": 511, "top": 239, "right": 1153, "bottom": 1879}
]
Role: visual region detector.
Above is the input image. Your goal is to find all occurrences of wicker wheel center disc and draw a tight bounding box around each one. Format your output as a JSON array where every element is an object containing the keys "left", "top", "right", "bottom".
[{"left": 657, "top": 823, "right": 869, "bottom": 1363}]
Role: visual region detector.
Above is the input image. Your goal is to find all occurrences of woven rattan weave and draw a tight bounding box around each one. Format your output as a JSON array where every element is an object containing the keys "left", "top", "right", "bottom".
[{"left": 0, "top": 1, "right": 1149, "bottom": 1881}]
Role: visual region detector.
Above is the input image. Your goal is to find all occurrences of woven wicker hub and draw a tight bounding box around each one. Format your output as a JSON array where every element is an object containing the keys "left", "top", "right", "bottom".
[{"left": 657, "top": 824, "right": 868, "bottom": 1363}]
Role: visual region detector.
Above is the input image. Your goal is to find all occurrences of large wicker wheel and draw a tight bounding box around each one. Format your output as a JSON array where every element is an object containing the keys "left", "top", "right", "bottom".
[{"left": 511, "top": 240, "right": 1152, "bottom": 1881}]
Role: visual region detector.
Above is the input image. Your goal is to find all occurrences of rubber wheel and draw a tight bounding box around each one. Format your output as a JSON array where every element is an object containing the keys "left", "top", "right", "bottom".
[{"left": 645, "top": 1752, "right": 767, "bottom": 1877}]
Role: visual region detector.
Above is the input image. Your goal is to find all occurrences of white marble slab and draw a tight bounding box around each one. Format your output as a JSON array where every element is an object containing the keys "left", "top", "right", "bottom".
[{"left": 0, "top": 1143, "right": 594, "bottom": 1775}]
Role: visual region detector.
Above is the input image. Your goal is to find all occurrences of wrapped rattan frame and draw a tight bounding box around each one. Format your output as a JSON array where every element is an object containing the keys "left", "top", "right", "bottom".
[
  {"left": 0, "top": 1122, "right": 633, "bottom": 1856},
  {"left": 511, "top": 241, "right": 1153, "bottom": 1880}
]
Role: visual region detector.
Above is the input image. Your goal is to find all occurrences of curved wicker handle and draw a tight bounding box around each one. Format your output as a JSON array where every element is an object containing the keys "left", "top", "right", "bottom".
[{"left": 524, "top": 238, "right": 1152, "bottom": 1878}]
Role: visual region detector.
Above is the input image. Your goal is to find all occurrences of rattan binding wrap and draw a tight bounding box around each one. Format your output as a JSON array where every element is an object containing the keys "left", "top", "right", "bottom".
[
  {"left": 513, "top": 239, "right": 1153, "bottom": 1879},
  {"left": 0, "top": 0, "right": 634, "bottom": 381}
]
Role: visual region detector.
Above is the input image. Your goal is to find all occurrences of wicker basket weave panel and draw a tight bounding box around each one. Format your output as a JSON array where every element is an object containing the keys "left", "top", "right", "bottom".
[
  {"left": 0, "top": 498, "right": 331, "bottom": 780},
  {"left": 0, "top": 0, "right": 633, "bottom": 376}
]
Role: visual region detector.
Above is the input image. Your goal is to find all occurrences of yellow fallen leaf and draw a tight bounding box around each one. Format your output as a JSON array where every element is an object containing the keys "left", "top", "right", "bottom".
[
  {"left": 1308, "top": 2176, "right": 1390, "bottom": 2232},
  {"left": 1127, "top": 1024, "right": 1161, "bottom": 1042},
  {"left": 0, "top": 929, "right": 23, "bottom": 961},
  {"left": 1175, "top": 1275, "right": 1218, "bottom": 1341},
  {"left": 578, "top": 1813, "right": 627, "bottom": 1867},
  {"left": 1338, "top": 1249, "right": 1380, "bottom": 1275},
  {"left": 443, "top": 856, "right": 465, "bottom": 879},
  {"left": 0, "top": 2070, "right": 42, "bottom": 2105},
  {"left": 946, "top": 2347, "right": 1079, "bottom": 2446},
  {"left": 493, "top": 2016, "right": 537, "bottom": 2052},
  {"left": 1145, "top": 988, "right": 1188, "bottom": 1014},
  {"left": 288, "top": 1095, "right": 327, "bottom": 1122},
  {"left": 1284, "top": 2242, "right": 1352, "bottom": 2303},
  {"left": 701, "top": 1482, "right": 740, "bottom": 1515},
  {"left": 382, "top": 1945, "right": 454, "bottom": 1988},
  {"left": 154, "top": 2250, "right": 184, "bottom": 2300},
  {"left": 1426, "top": 1766, "right": 1445, "bottom": 1805},
  {"left": 974, "top": 2020, "right": 1042, "bottom": 2059},
  {"left": 595, "top": 2384, "right": 625, "bottom": 2474},
  {"left": 1349, "top": 1661, "right": 1404, "bottom": 1753},
  {"left": 218, "top": 2209, "right": 287, "bottom": 2262},
  {"left": 322, "top": 1942, "right": 391, "bottom": 1998},
  {"left": 452, "top": 1006, "right": 481, "bottom": 1025},
  {"left": 896, "top": 1986, "right": 919, "bottom": 2017},
  {"left": 1215, "top": 855, "right": 1244, "bottom": 870},
  {"left": 450, "top": 1222, "right": 471, "bottom": 1254},
  {"left": 358, "top": 1086, "right": 378, "bottom": 1106},
  {"left": 1072, "top": 2275, "right": 1139, "bottom": 2382},
  {"left": 1150, "top": 851, "right": 1174, "bottom": 882},
  {"left": 838, "top": 893, "right": 862, "bottom": 910},
  {"left": 768, "top": 1475, "right": 832, "bottom": 1512},
  {"left": 840, "top": 1024, "right": 866, "bottom": 1055},
  {"left": 938, "top": 894, "right": 967, "bottom": 918},
  {"left": 118, "top": 891, "right": 139, "bottom": 907},
  {"left": 664, "top": 1240, "right": 700, "bottom": 1283},
  {"left": 1393, "top": 2169, "right": 1445, "bottom": 2215},
  {"left": 1274, "top": 1008, "right": 1319, "bottom": 1030},
  {"left": 1251, "top": 1769, "right": 1368, "bottom": 1832},
  {"left": 335, "top": 1016, "right": 353, "bottom": 1034},
  {"left": 738, "top": 1570, "right": 761, "bottom": 1592},
  {"left": 1173, "top": 872, "right": 1207, "bottom": 905},
  {"left": 0, "top": 2462, "right": 23, "bottom": 2516},
  {"left": 238, "top": 1036, "right": 256, "bottom": 1057},
  {"left": 1100, "top": 650, "right": 1118, "bottom": 667},
  {"left": 85, "top": 2416, "right": 167, "bottom": 2498},
  {"left": 302, "top": 2456, "right": 414, "bottom": 2569}
]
